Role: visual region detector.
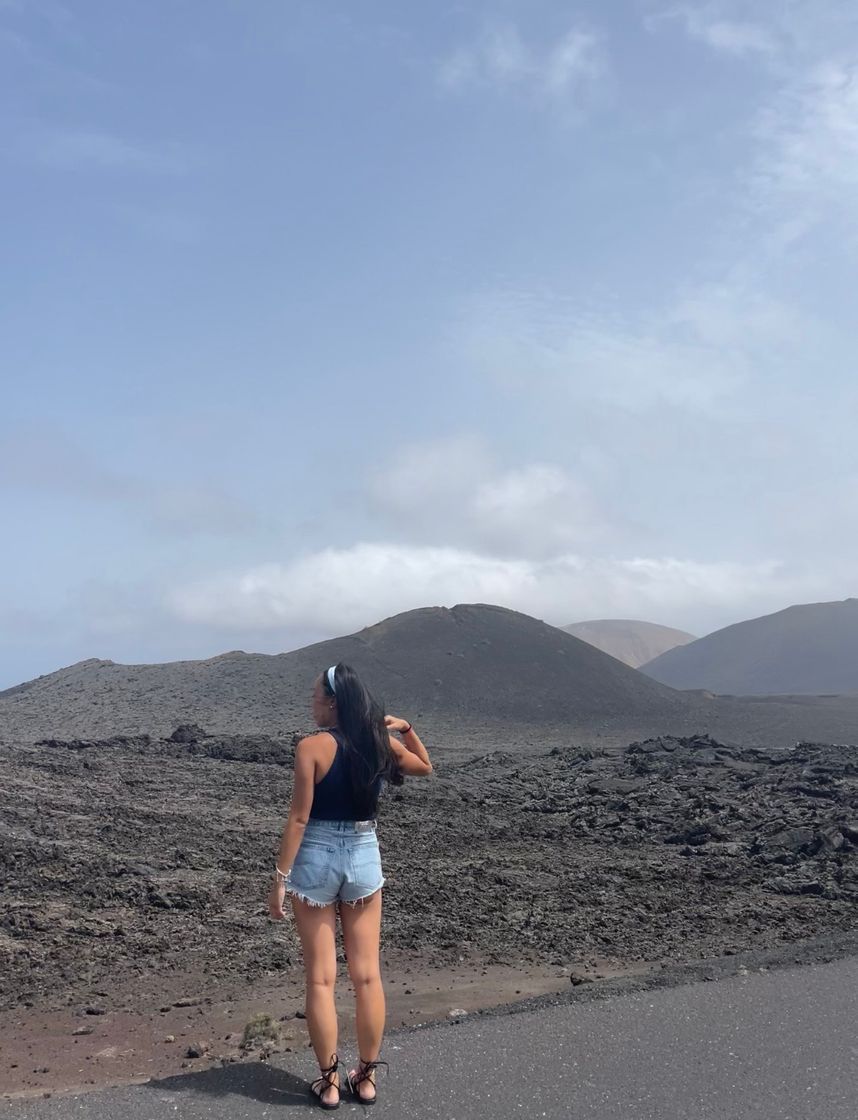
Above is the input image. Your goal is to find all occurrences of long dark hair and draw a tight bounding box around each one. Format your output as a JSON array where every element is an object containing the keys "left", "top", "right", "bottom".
[{"left": 322, "top": 663, "right": 403, "bottom": 817}]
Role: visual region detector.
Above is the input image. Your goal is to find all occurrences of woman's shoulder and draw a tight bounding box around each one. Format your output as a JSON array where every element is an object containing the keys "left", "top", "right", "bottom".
[{"left": 296, "top": 730, "right": 339, "bottom": 753}]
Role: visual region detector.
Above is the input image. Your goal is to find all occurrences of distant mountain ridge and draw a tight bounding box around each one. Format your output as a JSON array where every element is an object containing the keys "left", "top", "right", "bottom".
[
  {"left": 561, "top": 619, "right": 696, "bottom": 669},
  {"left": 0, "top": 603, "right": 689, "bottom": 741},
  {"left": 641, "top": 599, "right": 858, "bottom": 696},
  {"left": 4, "top": 602, "right": 858, "bottom": 747}
]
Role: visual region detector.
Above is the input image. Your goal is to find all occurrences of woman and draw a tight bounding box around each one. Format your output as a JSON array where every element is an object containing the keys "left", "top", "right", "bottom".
[{"left": 268, "top": 662, "right": 433, "bottom": 1109}]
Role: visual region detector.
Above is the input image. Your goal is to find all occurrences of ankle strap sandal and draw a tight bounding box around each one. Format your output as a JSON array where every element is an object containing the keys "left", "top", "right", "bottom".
[
  {"left": 347, "top": 1057, "right": 388, "bottom": 1105},
  {"left": 310, "top": 1053, "right": 341, "bottom": 1111}
]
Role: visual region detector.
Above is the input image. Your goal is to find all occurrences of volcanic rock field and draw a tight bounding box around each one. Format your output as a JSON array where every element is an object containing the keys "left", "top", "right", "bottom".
[
  {"left": 2, "top": 600, "right": 857, "bottom": 1098},
  {"left": 3, "top": 724, "right": 857, "bottom": 1015}
]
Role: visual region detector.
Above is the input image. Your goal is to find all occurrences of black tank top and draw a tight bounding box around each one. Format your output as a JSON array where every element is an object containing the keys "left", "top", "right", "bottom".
[{"left": 309, "top": 729, "right": 383, "bottom": 820}]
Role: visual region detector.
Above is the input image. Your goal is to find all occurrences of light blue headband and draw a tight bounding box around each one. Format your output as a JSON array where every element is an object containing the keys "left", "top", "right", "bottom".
[{"left": 326, "top": 665, "right": 337, "bottom": 696}]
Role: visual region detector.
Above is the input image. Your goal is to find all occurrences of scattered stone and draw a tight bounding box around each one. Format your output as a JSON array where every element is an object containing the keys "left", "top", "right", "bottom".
[
  {"left": 820, "top": 828, "right": 844, "bottom": 851},
  {"left": 168, "top": 724, "right": 208, "bottom": 744},
  {"left": 240, "top": 1014, "right": 281, "bottom": 1051},
  {"left": 569, "top": 972, "right": 593, "bottom": 986},
  {"left": 767, "top": 827, "right": 819, "bottom": 855},
  {"left": 587, "top": 777, "right": 645, "bottom": 795}
]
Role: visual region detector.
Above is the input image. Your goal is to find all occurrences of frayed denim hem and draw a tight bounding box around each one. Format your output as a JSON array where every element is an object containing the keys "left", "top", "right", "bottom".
[
  {"left": 284, "top": 884, "right": 332, "bottom": 908},
  {"left": 285, "top": 878, "right": 385, "bottom": 909},
  {"left": 340, "top": 879, "right": 385, "bottom": 908}
]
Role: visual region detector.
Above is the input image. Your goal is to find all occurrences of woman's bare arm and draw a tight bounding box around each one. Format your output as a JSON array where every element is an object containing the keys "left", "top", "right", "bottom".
[
  {"left": 276, "top": 735, "right": 318, "bottom": 871},
  {"left": 386, "top": 718, "right": 432, "bottom": 776},
  {"left": 269, "top": 735, "right": 319, "bottom": 919}
]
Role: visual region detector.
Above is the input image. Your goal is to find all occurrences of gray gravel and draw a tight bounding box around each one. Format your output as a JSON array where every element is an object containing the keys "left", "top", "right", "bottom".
[{"left": 5, "top": 954, "right": 857, "bottom": 1119}]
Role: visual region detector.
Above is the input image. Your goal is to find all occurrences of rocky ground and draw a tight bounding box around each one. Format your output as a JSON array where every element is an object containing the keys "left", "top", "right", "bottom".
[{"left": 2, "top": 726, "right": 857, "bottom": 1096}]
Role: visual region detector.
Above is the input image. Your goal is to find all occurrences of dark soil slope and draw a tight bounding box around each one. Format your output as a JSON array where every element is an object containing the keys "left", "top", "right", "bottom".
[
  {"left": 301, "top": 603, "right": 688, "bottom": 721},
  {"left": 562, "top": 619, "right": 696, "bottom": 668},
  {"left": 0, "top": 604, "right": 689, "bottom": 740},
  {"left": 641, "top": 599, "right": 858, "bottom": 696}
]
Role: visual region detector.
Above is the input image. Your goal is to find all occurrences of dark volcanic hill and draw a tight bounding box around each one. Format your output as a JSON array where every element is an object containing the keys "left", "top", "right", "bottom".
[
  {"left": 641, "top": 598, "right": 858, "bottom": 696},
  {"left": 0, "top": 604, "right": 691, "bottom": 741},
  {"left": 562, "top": 619, "right": 696, "bottom": 669}
]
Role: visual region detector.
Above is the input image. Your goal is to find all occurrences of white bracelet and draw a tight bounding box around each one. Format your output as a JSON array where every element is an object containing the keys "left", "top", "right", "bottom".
[{"left": 275, "top": 865, "right": 291, "bottom": 883}]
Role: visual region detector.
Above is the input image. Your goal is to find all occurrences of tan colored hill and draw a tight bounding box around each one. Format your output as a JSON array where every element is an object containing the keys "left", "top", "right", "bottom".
[
  {"left": 641, "top": 598, "right": 858, "bottom": 695},
  {"left": 561, "top": 619, "right": 696, "bottom": 669}
]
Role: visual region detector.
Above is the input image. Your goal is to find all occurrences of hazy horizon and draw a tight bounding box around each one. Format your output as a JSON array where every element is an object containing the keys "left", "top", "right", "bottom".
[
  {"left": 3, "top": 600, "right": 706, "bottom": 686},
  {"left": 4, "top": 2, "right": 857, "bottom": 689},
  {"left": 5, "top": 596, "right": 857, "bottom": 691}
]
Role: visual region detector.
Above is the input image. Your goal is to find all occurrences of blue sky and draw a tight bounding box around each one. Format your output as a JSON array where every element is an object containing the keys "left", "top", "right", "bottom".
[{"left": 2, "top": 0, "right": 857, "bottom": 687}]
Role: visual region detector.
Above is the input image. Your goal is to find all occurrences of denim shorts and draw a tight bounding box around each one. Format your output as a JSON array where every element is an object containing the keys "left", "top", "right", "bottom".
[{"left": 285, "top": 819, "right": 385, "bottom": 908}]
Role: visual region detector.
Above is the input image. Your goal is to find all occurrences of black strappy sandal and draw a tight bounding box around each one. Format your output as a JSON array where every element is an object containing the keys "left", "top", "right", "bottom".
[
  {"left": 347, "top": 1057, "right": 388, "bottom": 1105},
  {"left": 309, "top": 1054, "right": 341, "bottom": 1111}
]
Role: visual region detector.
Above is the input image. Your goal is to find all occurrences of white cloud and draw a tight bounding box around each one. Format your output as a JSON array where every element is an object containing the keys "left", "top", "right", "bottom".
[
  {"left": 651, "top": 5, "right": 780, "bottom": 57},
  {"left": 542, "top": 28, "right": 605, "bottom": 97},
  {"left": 693, "top": 19, "right": 778, "bottom": 56},
  {"left": 438, "top": 23, "right": 607, "bottom": 110},
  {"left": 650, "top": 1, "right": 858, "bottom": 63},
  {"left": 650, "top": 4, "right": 858, "bottom": 232},
  {"left": 167, "top": 542, "right": 816, "bottom": 635},
  {"left": 473, "top": 463, "right": 598, "bottom": 550},
  {"left": 459, "top": 281, "right": 805, "bottom": 418},
  {"left": 753, "top": 60, "right": 858, "bottom": 204},
  {"left": 367, "top": 436, "right": 614, "bottom": 559}
]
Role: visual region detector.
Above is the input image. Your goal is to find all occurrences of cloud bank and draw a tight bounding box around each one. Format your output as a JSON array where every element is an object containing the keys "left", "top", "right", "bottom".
[{"left": 168, "top": 541, "right": 812, "bottom": 636}]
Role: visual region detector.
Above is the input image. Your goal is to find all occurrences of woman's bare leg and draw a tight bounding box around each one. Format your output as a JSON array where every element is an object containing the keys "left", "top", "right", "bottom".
[
  {"left": 291, "top": 897, "right": 340, "bottom": 1106},
  {"left": 340, "top": 890, "right": 384, "bottom": 1101}
]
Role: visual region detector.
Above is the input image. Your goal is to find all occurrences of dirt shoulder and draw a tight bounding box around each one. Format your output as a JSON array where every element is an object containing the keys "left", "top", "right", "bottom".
[{"left": 4, "top": 931, "right": 858, "bottom": 1102}]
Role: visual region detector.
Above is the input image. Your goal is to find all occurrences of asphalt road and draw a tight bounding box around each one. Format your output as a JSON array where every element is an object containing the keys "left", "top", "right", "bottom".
[{"left": 4, "top": 956, "right": 856, "bottom": 1119}]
